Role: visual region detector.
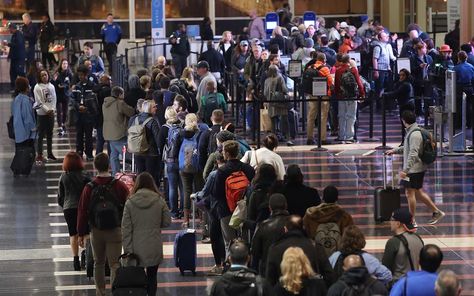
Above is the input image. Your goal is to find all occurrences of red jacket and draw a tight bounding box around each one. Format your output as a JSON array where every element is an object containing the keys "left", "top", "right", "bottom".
[
  {"left": 334, "top": 63, "right": 366, "bottom": 99},
  {"left": 77, "top": 176, "right": 129, "bottom": 236}
]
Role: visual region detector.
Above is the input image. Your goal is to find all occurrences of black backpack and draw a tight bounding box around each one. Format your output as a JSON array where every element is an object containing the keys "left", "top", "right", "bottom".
[
  {"left": 340, "top": 68, "right": 359, "bottom": 98},
  {"left": 88, "top": 179, "right": 123, "bottom": 230},
  {"left": 170, "top": 79, "right": 198, "bottom": 113},
  {"left": 407, "top": 128, "right": 437, "bottom": 165},
  {"left": 333, "top": 252, "right": 366, "bottom": 280},
  {"left": 341, "top": 276, "right": 377, "bottom": 296},
  {"left": 303, "top": 65, "right": 326, "bottom": 94}
]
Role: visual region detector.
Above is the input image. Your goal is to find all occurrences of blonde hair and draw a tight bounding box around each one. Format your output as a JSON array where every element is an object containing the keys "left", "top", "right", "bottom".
[
  {"left": 221, "top": 30, "right": 232, "bottom": 43},
  {"left": 165, "top": 106, "right": 178, "bottom": 123},
  {"left": 280, "top": 247, "right": 315, "bottom": 294},
  {"left": 141, "top": 100, "right": 155, "bottom": 114},
  {"left": 272, "top": 26, "right": 283, "bottom": 38},
  {"left": 184, "top": 113, "right": 198, "bottom": 131},
  {"left": 181, "top": 67, "right": 196, "bottom": 89}
]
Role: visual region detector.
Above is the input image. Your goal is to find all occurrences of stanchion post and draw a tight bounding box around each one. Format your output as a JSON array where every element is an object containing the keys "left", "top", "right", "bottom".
[
  {"left": 256, "top": 102, "right": 261, "bottom": 149},
  {"left": 143, "top": 45, "right": 148, "bottom": 69},
  {"left": 243, "top": 93, "right": 247, "bottom": 133},
  {"left": 362, "top": 91, "right": 379, "bottom": 142},
  {"left": 310, "top": 77, "right": 328, "bottom": 152},
  {"left": 375, "top": 93, "right": 392, "bottom": 150}
]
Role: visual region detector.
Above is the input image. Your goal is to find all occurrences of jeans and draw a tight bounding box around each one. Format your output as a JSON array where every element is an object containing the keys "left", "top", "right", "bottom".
[
  {"left": 90, "top": 227, "right": 122, "bottom": 296},
  {"left": 307, "top": 95, "right": 330, "bottom": 141},
  {"left": 109, "top": 137, "right": 127, "bottom": 176},
  {"left": 338, "top": 100, "right": 357, "bottom": 141},
  {"left": 271, "top": 114, "right": 290, "bottom": 140},
  {"left": 136, "top": 154, "right": 162, "bottom": 189},
  {"left": 95, "top": 125, "right": 105, "bottom": 154},
  {"left": 9, "top": 60, "right": 25, "bottom": 89},
  {"left": 76, "top": 120, "right": 94, "bottom": 157},
  {"left": 37, "top": 114, "right": 54, "bottom": 156},
  {"left": 146, "top": 265, "right": 158, "bottom": 296},
  {"left": 180, "top": 171, "right": 205, "bottom": 210},
  {"left": 167, "top": 162, "right": 184, "bottom": 216}
]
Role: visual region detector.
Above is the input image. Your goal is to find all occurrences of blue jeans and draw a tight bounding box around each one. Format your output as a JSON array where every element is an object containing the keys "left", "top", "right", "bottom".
[
  {"left": 109, "top": 137, "right": 127, "bottom": 176},
  {"left": 338, "top": 100, "right": 357, "bottom": 141},
  {"left": 166, "top": 162, "right": 184, "bottom": 216},
  {"left": 96, "top": 125, "right": 105, "bottom": 154}
]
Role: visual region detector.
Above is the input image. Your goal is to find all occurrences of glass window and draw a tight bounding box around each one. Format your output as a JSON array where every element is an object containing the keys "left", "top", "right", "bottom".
[
  {"left": 0, "top": 0, "right": 48, "bottom": 20},
  {"left": 295, "top": 0, "right": 367, "bottom": 15},
  {"left": 216, "top": 0, "right": 287, "bottom": 17},
  {"left": 165, "top": 0, "right": 208, "bottom": 18},
  {"left": 54, "top": 0, "right": 129, "bottom": 20}
]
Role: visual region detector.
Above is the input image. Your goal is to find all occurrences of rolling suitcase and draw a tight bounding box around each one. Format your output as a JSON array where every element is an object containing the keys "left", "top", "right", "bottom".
[
  {"left": 374, "top": 155, "right": 401, "bottom": 222},
  {"left": 112, "top": 253, "right": 148, "bottom": 296},
  {"left": 288, "top": 108, "right": 300, "bottom": 140},
  {"left": 115, "top": 146, "right": 136, "bottom": 191},
  {"left": 173, "top": 198, "right": 197, "bottom": 276},
  {"left": 10, "top": 144, "right": 35, "bottom": 176}
]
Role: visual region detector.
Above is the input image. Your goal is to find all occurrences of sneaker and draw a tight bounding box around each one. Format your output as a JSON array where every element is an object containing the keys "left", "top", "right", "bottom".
[
  {"left": 47, "top": 154, "right": 57, "bottom": 161},
  {"left": 286, "top": 141, "right": 295, "bottom": 146},
  {"left": 427, "top": 210, "right": 446, "bottom": 225},
  {"left": 206, "top": 265, "right": 223, "bottom": 276},
  {"left": 201, "top": 237, "right": 212, "bottom": 244},
  {"left": 412, "top": 220, "right": 418, "bottom": 229},
  {"left": 306, "top": 139, "right": 315, "bottom": 145}
]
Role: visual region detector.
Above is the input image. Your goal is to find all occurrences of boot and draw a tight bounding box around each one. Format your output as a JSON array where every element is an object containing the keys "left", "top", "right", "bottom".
[{"left": 73, "top": 256, "right": 81, "bottom": 271}]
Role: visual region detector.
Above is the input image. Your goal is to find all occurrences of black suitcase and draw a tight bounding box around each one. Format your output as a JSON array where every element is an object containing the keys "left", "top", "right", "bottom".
[
  {"left": 10, "top": 144, "right": 35, "bottom": 176},
  {"left": 112, "top": 253, "right": 147, "bottom": 296},
  {"left": 173, "top": 198, "right": 197, "bottom": 276},
  {"left": 374, "top": 155, "right": 401, "bottom": 222},
  {"left": 288, "top": 108, "right": 300, "bottom": 140}
]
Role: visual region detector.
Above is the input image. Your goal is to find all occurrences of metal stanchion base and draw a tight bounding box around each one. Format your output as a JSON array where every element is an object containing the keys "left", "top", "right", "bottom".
[
  {"left": 310, "top": 146, "right": 328, "bottom": 152},
  {"left": 375, "top": 145, "right": 393, "bottom": 150},
  {"left": 444, "top": 152, "right": 465, "bottom": 156}
]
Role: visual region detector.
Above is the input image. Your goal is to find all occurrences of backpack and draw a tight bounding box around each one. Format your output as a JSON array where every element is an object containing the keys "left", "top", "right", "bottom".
[
  {"left": 163, "top": 90, "right": 177, "bottom": 107},
  {"left": 127, "top": 117, "right": 153, "bottom": 154},
  {"left": 178, "top": 131, "right": 202, "bottom": 173},
  {"left": 163, "top": 123, "right": 182, "bottom": 162},
  {"left": 237, "top": 138, "right": 251, "bottom": 156},
  {"left": 314, "top": 222, "right": 341, "bottom": 257},
  {"left": 216, "top": 82, "right": 229, "bottom": 103},
  {"left": 341, "top": 276, "right": 377, "bottom": 296},
  {"left": 333, "top": 252, "right": 366, "bottom": 280},
  {"left": 207, "top": 127, "right": 221, "bottom": 156},
  {"left": 303, "top": 65, "right": 326, "bottom": 94},
  {"left": 170, "top": 79, "right": 199, "bottom": 113},
  {"left": 225, "top": 170, "right": 250, "bottom": 212},
  {"left": 340, "top": 68, "right": 359, "bottom": 98},
  {"left": 88, "top": 179, "right": 123, "bottom": 230},
  {"left": 407, "top": 128, "right": 437, "bottom": 165},
  {"left": 202, "top": 93, "right": 222, "bottom": 123}
]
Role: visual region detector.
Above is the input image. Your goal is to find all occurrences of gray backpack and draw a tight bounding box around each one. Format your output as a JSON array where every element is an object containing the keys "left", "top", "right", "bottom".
[{"left": 127, "top": 117, "right": 153, "bottom": 154}]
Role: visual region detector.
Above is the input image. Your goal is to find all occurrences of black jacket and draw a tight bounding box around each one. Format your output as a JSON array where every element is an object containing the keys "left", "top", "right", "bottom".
[
  {"left": 169, "top": 31, "right": 190, "bottom": 57},
  {"left": 52, "top": 70, "right": 73, "bottom": 103},
  {"left": 124, "top": 87, "right": 146, "bottom": 109},
  {"left": 200, "top": 23, "right": 214, "bottom": 41},
  {"left": 251, "top": 210, "right": 289, "bottom": 275},
  {"left": 266, "top": 230, "right": 336, "bottom": 288},
  {"left": 212, "top": 159, "right": 255, "bottom": 219},
  {"left": 198, "top": 48, "right": 225, "bottom": 75},
  {"left": 384, "top": 80, "right": 414, "bottom": 107},
  {"left": 274, "top": 276, "right": 327, "bottom": 296},
  {"left": 327, "top": 267, "right": 388, "bottom": 296},
  {"left": 93, "top": 83, "right": 112, "bottom": 124},
  {"left": 282, "top": 182, "right": 321, "bottom": 218},
  {"left": 219, "top": 41, "right": 236, "bottom": 71},
  {"left": 72, "top": 80, "right": 98, "bottom": 124},
  {"left": 8, "top": 30, "right": 26, "bottom": 61},
  {"left": 210, "top": 266, "right": 272, "bottom": 296},
  {"left": 39, "top": 20, "right": 55, "bottom": 51},
  {"left": 22, "top": 22, "right": 38, "bottom": 47}
]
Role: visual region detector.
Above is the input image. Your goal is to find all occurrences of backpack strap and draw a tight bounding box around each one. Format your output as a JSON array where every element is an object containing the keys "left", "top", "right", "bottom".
[
  {"left": 142, "top": 117, "right": 153, "bottom": 127},
  {"left": 403, "top": 274, "right": 408, "bottom": 296},
  {"left": 395, "top": 234, "right": 415, "bottom": 271},
  {"left": 255, "top": 275, "right": 264, "bottom": 296}
]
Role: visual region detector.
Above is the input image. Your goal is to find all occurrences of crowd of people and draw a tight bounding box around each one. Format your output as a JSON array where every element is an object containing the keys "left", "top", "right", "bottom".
[{"left": 6, "top": 5, "right": 471, "bottom": 296}]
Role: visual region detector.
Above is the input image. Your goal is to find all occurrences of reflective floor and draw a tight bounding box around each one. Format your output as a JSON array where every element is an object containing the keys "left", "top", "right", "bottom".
[{"left": 1, "top": 95, "right": 474, "bottom": 295}]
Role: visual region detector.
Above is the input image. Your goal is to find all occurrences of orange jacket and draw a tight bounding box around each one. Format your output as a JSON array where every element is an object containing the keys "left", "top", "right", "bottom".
[{"left": 313, "top": 61, "right": 334, "bottom": 96}]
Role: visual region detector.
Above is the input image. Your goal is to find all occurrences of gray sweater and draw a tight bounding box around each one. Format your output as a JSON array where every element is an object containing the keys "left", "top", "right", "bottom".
[{"left": 394, "top": 123, "right": 426, "bottom": 174}]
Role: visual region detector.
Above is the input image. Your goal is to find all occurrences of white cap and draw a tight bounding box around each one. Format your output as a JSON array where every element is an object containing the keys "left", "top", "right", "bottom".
[{"left": 340, "top": 21, "right": 349, "bottom": 28}]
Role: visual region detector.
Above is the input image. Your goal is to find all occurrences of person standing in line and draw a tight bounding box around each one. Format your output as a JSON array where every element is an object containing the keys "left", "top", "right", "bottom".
[
  {"left": 101, "top": 13, "right": 122, "bottom": 75},
  {"left": 6, "top": 23, "right": 26, "bottom": 90},
  {"left": 39, "top": 13, "right": 56, "bottom": 70},
  {"left": 121, "top": 172, "right": 171, "bottom": 296},
  {"left": 386, "top": 110, "right": 445, "bottom": 226},
  {"left": 53, "top": 59, "right": 73, "bottom": 137},
  {"left": 78, "top": 42, "right": 105, "bottom": 79},
  {"left": 21, "top": 13, "right": 38, "bottom": 72},
  {"left": 57, "top": 152, "right": 91, "bottom": 271},
  {"left": 34, "top": 70, "right": 57, "bottom": 164},
  {"left": 169, "top": 24, "right": 190, "bottom": 77}
]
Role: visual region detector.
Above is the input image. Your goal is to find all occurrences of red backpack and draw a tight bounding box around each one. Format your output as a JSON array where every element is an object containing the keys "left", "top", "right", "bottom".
[{"left": 225, "top": 171, "right": 250, "bottom": 212}]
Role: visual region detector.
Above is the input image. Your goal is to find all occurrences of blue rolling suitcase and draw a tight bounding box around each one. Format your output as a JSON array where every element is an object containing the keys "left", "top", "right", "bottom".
[{"left": 174, "top": 198, "right": 197, "bottom": 275}]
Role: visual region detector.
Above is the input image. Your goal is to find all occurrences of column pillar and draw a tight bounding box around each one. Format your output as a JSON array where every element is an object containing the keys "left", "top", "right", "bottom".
[
  {"left": 48, "top": 0, "right": 55, "bottom": 23},
  {"left": 460, "top": 0, "right": 474, "bottom": 44},
  {"left": 381, "top": 0, "right": 404, "bottom": 33},
  {"left": 416, "top": 0, "right": 427, "bottom": 32},
  {"left": 209, "top": 0, "right": 216, "bottom": 35},
  {"left": 129, "top": 0, "right": 136, "bottom": 40},
  {"left": 367, "top": 0, "right": 374, "bottom": 20}
]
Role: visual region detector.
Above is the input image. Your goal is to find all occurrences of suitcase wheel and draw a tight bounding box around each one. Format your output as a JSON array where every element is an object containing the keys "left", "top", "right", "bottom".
[{"left": 192, "top": 270, "right": 196, "bottom": 276}]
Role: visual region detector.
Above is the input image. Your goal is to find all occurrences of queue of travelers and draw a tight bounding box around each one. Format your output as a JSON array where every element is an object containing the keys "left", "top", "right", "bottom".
[{"left": 6, "top": 7, "right": 466, "bottom": 296}]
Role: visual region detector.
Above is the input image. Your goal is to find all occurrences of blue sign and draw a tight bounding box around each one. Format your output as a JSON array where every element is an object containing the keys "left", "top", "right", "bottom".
[
  {"left": 265, "top": 12, "right": 279, "bottom": 38},
  {"left": 303, "top": 11, "right": 317, "bottom": 28},
  {"left": 151, "top": 0, "right": 165, "bottom": 38}
]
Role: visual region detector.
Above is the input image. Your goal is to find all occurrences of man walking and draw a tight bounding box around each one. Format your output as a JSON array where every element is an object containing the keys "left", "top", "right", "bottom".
[
  {"left": 386, "top": 110, "right": 445, "bottom": 226},
  {"left": 101, "top": 13, "right": 122, "bottom": 75}
]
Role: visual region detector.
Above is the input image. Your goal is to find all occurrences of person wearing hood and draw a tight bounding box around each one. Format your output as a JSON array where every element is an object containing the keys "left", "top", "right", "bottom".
[
  {"left": 251, "top": 193, "right": 290, "bottom": 275},
  {"left": 102, "top": 86, "right": 135, "bottom": 176},
  {"left": 266, "top": 216, "right": 336, "bottom": 288},
  {"left": 303, "top": 185, "right": 354, "bottom": 243},
  {"left": 210, "top": 240, "right": 272, "bottom": 296},
  {"left": 121, "top": 172, "right": 171, "bottom": 296},
  {"left": 128, "top": 100, "right": 162, "bottom": 186},
  {"left": 327, "top": 255, "right": 388, "bottom": 296},
  {"left": 292, "top": 38, "right": 315, "bottom": 67}
]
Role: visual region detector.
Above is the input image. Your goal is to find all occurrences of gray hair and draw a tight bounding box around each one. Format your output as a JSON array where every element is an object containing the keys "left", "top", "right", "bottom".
[
  {"left": 111, "top": 86, "right": 124, "bottom": 98},
  {"left": 267, "top": 64, "right": 278, "bottom": 78},
  {"left": 436, "top": 270, "right": 460, "bottom": 296},
  {"left": 128, "top": 74, "right": 140, "bottom": 89},
  {"left": 22, "top": 13, "right": 31, "bottom": 20}
]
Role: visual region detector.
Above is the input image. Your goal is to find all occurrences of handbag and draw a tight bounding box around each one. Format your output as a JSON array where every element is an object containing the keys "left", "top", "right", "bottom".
[
  {"left": 271, "top": 78, "right": 290, "bottom": 109},
  {"left": 260, "top": 106, "right": 272, "bottom": 132},
  {"left": 229, "top": 199, "right": 247, "bottom": 230},
  {"left": 7, "top": 116, "right": 15, "bottom": 140}
]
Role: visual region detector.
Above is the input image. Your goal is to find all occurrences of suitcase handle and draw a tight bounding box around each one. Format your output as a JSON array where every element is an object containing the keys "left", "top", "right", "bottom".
[
  {"left": 121, "top": 145, "right": 135, "bottom": 173},
  {"left": 118, "top": 253, "right": 140, "bottom": 266},
  {"left": 382, "top": 154, "right": 396, "bottom": 189}
]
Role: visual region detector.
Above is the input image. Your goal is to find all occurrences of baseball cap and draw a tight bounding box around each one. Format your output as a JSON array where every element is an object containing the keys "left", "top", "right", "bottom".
[
  {"left": 340, "top": 21, "right": 349, "bottom": 28},
  {"left": 439, "top": 44, "right": 452, "bottom": 52},
  {"left": 240, "top": 40, "right": 249, "bottom": 46},
  {"left": 196, "top": 60, "right": 209, "bottom": 70},
  {"left": 391, "top": 208, "right": 416, "bottom": 231}
]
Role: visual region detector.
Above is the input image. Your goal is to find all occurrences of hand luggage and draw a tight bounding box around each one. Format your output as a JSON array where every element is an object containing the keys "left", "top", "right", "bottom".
[
  {"left": 173, "top": 198, "right": 197, "bottom": 276},
  {"left": 10, "top": 144, "right": 35, "bottom": 176},
  {"left": 112, "top": 253, "right": 148, "bottom": 296},
  {"left": 115, "top": 146, "right": 136, "bottom": 191},
  {"left": 374, "top": 155, "right": 401, "bottom": 222},
  {"left": 288, "top": 108, "right": 300, "bottom": 140}
]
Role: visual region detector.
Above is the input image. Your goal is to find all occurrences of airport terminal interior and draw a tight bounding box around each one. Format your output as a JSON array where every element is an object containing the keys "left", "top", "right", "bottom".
[{"left": 1, "top": 0, "right": 474, "bottom": 295}]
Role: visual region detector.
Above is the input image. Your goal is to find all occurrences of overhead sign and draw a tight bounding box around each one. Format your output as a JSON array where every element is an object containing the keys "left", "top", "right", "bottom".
[
  {"left": 303, "top": 11, "right": 317, "bottom": 28},
  {"left": 151, "top": 0, "right": 165, "bottom": 39}
]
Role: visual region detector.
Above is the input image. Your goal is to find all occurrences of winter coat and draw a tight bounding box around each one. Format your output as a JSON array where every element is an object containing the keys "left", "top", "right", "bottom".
[
  {"left": 102, "top": 96, "right": 135, "bottom": 141},
  {"left": 281, "top": 182, "right": 321, "bottom": 218},
  {"left": 327, "top": 267, "right": 388, "bottom": 296},
  {"left": 303, "top": 203, "right": 354, "bottom": 240},
  {"left": 121, "top": 188, "right": 171, "bottom": 267},
  {"left": 210, "top": 266, "right": 273, "bottom": 296}
]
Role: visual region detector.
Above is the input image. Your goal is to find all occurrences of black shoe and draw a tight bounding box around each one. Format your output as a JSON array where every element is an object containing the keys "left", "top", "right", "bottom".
[
  {"left": 321, "top": 140, "right": 331, "bottom": 145},
  {"left": 306, "top": 139, "right": 315, "bottom": 145},
  {"left": 73, "top": 256, "right": 81, "bottom": 271},
  {"left": 47, "top": 154, "right": 57, "bottom": 161}
]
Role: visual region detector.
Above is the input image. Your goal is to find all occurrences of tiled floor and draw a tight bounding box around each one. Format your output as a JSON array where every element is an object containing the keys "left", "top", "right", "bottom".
[{"left": 1, "top": 94, "right": 474, "bottom": 295}]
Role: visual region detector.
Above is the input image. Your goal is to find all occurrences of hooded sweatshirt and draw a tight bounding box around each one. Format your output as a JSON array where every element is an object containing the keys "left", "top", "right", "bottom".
[
  {"left": 102, "top": 96, "right": 135, "bottom": 141},
  {"left": 303, "top": 202, "right": 354, "bottom": 240},
  {"left": 34, "top": 82, "right": 57, "bottom": 116},
  {"left": 327, "top": 267, "right": 388, "bottom": 296}
]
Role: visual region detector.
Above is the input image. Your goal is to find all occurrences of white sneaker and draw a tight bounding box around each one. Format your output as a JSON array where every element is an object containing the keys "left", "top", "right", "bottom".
[{"left": 427, "top": 211, "right": 446, "bottom": 225}]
